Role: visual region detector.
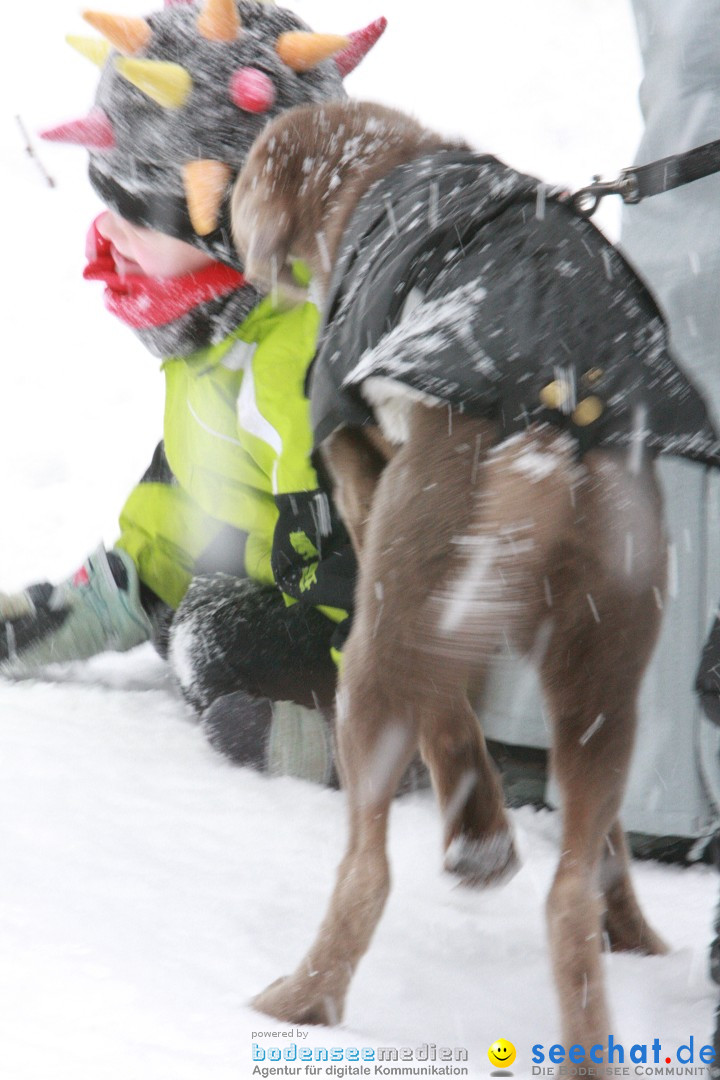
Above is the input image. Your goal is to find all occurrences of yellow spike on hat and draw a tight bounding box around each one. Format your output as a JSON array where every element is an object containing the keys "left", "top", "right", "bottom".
[
  {"left": 197, "top": 0, "right": 241, "bottom": 42},
  {"left": 116, "top": 57, "right": 193, "bottom": 108},
  {"left": 183, "top": 159, "right": 232, "bottom": 235},
  {"left": 66, "top": 34, "right": 112, "bottom": 67},
  {"left": 276, "top": 32, "right": 350, "bottom": 73},
  {"left": 82, "top": 11, "right": 152, "bottom": 55}
]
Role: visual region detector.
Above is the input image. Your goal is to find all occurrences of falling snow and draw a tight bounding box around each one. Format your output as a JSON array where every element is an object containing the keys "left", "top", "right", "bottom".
[{"left": 2, "top": 0, "right": 718, "bottom": 1076}]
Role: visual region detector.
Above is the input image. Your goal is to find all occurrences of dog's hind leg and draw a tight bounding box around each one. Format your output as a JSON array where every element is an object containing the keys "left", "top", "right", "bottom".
[
  {"left": 322, "top": 426, "right": 392, "bottom": 557},
  {"left": 540, "top": 451, "right": 666, "bottom": 1053},
  {"left": 417, "top": 422, "right": 584, "bottom": 888},
  {"left": 381, "top": 408, "right": 519, "bottom": 886},
  {"left": 601, "top": 819, "right": 668, "bottom": 955},
  {"left": 542, "top": 659, "right": 649, "bottom": 1053},
  {"left": 252, "top": 621, "right": 422, "bottom": 1025},
  {"left": 418, "top": 688, "right": 520, "bottom": 887},
  {"left": 252, "top": 428, "right": 433, "bottom": 1024},
  {"left": 252, "top": 409, "right": 513, "bottom": 1024}
]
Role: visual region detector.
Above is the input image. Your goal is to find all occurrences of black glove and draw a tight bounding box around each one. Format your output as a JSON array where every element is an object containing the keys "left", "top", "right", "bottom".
[
  {"left": 0, "top": 583, "right": 69, "bottom": 664},
  {"left": 695, "top": 611, "right": 720, "bottom": 726},
  {"left": 271, "top": 489, "right": 356, "bottom": 614}
]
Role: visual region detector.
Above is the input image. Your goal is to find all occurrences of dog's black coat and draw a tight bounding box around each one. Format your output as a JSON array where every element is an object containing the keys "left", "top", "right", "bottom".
[{"left": 310, "top": 148, "right": 720, "bottom": 465}]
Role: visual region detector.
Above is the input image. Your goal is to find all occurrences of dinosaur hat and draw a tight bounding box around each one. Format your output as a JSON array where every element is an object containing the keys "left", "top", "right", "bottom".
[{"left": 42, "top": 0, "right": 386, "bottom": 268}]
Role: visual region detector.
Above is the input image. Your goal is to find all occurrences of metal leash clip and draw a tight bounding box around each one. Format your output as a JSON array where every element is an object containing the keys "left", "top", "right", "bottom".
[{"left": 570, "top": 169, "right": 641, "bottom": 218}]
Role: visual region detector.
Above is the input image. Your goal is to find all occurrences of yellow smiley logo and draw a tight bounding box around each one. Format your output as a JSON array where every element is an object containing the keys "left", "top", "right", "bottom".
[{"left": 488, "top": 1039, "right": 516, "bottom": 1069}]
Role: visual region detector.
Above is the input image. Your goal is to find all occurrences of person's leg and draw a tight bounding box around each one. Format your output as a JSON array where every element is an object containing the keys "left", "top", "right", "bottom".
[
  {"left": 711, "top": 834, "right": 720, "bottom": 1079},
  {"left": 481, "top": 0, "right": 720, "bottom": 857},
  {"left": 168, "top": 574, "right": 339, "bottom": 782},
  {"left": 170, "top": 573, "right": 337, "bottom": 711}
]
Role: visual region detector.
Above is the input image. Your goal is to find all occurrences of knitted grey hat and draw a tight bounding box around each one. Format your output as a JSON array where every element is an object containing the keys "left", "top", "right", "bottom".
[{"left": 43, "top": 1, "right": 386, "bottom": 267}]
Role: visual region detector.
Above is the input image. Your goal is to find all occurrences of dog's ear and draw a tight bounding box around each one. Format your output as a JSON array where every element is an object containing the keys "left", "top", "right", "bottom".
[
  {"left": 231, "top": 176, "right": 300, "bottom": 296},
  {"left": 248, "top": 213, "right": 307, "bottom": 302},
  {"left": 245, "top": 213, "right": 292, "bottom": 284}
]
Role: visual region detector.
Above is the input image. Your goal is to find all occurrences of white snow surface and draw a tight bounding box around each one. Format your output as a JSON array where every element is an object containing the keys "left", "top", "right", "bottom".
[{"left": 2, "top": 1, "right": 717, "bottom": 1077}]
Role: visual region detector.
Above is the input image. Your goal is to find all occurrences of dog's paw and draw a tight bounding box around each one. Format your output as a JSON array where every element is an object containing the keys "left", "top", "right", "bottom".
[
  {"left": 602, "top": 914, "right": 669, "bottom": 956},
  {"left": 444, "top": 830, "right": 520, "bottom": 888},
  {"left": 251, "top": 974, "right": 344, "bottom": 1027}
]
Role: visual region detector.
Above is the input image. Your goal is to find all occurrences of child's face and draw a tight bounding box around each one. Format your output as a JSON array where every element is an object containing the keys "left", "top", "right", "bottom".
[{"left": 96, "top": 210, "right": 214, "bottom": 279}]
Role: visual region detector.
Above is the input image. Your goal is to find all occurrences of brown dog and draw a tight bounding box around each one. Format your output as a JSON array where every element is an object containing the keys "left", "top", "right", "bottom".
[{"left": 231, "top": 101, "right": 675, "bottom": 1057}]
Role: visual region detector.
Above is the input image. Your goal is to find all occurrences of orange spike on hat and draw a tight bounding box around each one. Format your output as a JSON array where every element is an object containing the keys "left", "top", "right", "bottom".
[
  {"left": 276, "top": 32, "right": 350, "bottom": 73},
  {"left": 197, "top": 0, "right": 241, "bottom": 41},
  {"left": 183, "top": 159, "right": 232, "bottom": 235},
  {"left": 116, "top": 57, "right": 193, "bottom": 108},
  {"left": 66, "top": 34, "right": 113, "bottom": 67},
  {"left": 82, "top": 11, "right": 152, "bottom": 55}
]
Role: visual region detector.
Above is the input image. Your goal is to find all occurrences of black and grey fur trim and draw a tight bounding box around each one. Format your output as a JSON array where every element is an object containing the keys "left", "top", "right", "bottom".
[
  {"left": 168, "top": 574, "right": 337, "bottom": 714},
  {"left": 133, "top": 276, "right": 261, "bottom": 357}
]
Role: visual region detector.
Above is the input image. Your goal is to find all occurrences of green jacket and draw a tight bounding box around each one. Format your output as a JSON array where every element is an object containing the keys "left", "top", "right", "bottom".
[{"left": 115, "top": 297, "right": 329, "bottom": 611}]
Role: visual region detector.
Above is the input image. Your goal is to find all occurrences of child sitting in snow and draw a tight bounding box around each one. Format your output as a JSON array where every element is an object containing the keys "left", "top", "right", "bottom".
[{"left": 0, "top": 0, "right": 385, "bottom": 782}]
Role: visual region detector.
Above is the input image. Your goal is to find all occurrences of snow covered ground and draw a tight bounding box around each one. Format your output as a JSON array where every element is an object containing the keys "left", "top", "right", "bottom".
[{"left": 1, "top": 1, "right": 717, "bottom": 1077}]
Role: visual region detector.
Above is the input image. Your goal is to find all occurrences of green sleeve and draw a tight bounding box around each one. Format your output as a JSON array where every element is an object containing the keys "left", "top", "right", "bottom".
[{"left": 115, "top": 481, "right": 227, "bottom": 609}]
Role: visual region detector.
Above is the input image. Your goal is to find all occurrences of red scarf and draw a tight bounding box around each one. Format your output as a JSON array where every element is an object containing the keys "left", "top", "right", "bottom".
[{"left": 83, "top": 218, "right": 246, "bottom": 330}]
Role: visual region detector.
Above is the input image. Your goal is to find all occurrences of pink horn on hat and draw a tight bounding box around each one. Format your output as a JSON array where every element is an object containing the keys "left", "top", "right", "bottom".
[
  {"left": 40, "top": 108, "right": 116, "bottom": 149},
  {"left": 335, "top": 16, "right": 387, "bottom": 78}
]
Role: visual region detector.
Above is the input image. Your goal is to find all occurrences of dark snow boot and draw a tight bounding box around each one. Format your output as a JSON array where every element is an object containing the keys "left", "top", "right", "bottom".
[
  {"left": 201, "top": 691, "right": 273, "bottom": 769},
  {"left": 201, "top": 690, "right": 336, "bottom": 785}
]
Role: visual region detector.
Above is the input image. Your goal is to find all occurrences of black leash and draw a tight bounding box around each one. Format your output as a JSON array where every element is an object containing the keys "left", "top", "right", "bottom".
[{"left": 571, "top": 136, "right": 720, "bottom": 218}]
